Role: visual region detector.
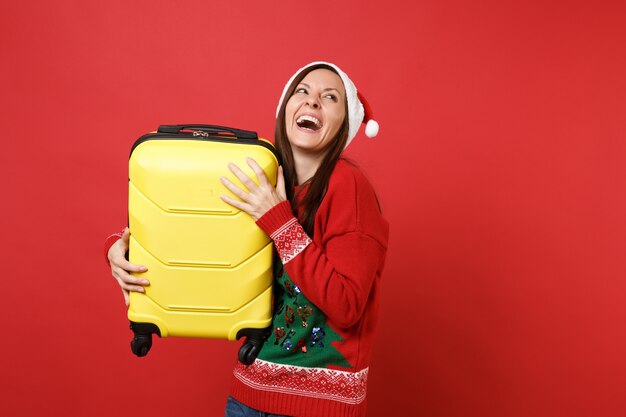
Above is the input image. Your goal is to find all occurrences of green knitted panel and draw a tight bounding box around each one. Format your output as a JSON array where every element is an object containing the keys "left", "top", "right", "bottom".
[{"left": 257, "top": 260, "right": 352, "bottom": 369}]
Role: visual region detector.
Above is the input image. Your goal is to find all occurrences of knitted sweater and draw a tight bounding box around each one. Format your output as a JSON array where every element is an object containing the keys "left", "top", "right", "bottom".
[{"left": 229, "top": 159, "right": 389, "bottom": 417}]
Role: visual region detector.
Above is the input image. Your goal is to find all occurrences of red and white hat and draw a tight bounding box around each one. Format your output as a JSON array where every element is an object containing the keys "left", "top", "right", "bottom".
[{"left": 276, "top": 61, "right": 379, "bottom": 148}]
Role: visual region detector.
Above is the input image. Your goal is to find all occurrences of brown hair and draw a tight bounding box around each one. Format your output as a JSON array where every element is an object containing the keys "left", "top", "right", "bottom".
[{"left": 275, "top": 64, "right": 350, "bottom": 236}]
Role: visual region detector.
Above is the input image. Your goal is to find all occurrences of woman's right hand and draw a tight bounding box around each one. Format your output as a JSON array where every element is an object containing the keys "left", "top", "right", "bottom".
[{"left": 108, "top": 227, "right": 149, "bottom": 306}]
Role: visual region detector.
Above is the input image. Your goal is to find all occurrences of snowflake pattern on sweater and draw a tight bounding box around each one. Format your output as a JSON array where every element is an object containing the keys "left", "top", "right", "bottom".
[
  {"left": 270, "top": 218, "right": 312, "bottom": 264},
  {"left": 233, "top": 359, "right": 368, "bottom": 405}
]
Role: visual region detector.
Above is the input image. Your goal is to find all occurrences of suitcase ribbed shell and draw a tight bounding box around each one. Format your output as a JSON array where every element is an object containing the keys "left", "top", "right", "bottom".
[{"left": 128, "top": 136, "right": 276, "bottom": 340}]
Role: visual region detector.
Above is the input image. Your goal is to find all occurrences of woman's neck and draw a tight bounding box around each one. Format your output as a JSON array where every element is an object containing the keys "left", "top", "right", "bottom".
[{"left": 292, "top": 148, "right": 325, "bottom": 185}]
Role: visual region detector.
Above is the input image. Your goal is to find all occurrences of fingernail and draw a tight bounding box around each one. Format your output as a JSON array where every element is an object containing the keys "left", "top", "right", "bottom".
[{"left": 141, "top": 280, "right": 149, "bottom": 285}]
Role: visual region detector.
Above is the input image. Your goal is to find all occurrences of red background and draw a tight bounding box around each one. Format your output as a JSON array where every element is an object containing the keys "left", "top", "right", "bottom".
[{"left": 2, "top": 1, "right": 625, "bottom": 416}]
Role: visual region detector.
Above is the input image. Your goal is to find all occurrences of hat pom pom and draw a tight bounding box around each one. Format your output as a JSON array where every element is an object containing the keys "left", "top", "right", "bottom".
[{"left": 365, "top": 119, "right": 379, "bottom": 138}]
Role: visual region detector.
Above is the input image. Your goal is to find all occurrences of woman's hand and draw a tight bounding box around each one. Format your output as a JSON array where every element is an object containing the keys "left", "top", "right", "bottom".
[
  {"left": 220, "top": 157, "right": 286, "bottom": 221},
  {"left": 107, "top": 227, "right": 149, "bottom": 306}
]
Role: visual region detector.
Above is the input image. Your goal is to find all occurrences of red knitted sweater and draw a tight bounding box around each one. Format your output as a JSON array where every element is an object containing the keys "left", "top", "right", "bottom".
[
  {"left": 229, "top": 159, "right": 389, "bottom": 417},
  {"left": 104, "top": 159, "right": 388, "bottom": 417}
]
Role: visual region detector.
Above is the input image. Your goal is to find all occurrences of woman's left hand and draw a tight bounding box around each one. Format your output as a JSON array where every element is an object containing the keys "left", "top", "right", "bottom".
[{"left": 220, "top": 157, "right": 286, "bottom": 221}]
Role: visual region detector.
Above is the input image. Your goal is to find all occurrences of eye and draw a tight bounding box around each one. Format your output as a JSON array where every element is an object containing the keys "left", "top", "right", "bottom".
[
  {"left": 295, "top": 87, "right": 308, "bottom": 95},
  {"left": 323, "top": 94, "right": 338, "bottom": 102}
]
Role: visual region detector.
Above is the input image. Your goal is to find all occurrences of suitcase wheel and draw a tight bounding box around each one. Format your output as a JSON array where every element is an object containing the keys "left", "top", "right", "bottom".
[
  {"left": 238, "top": 342, "right": 259, "bottom": 365},
  {"left": 131, "top": 334, "right": 152, "bottom": 357},
  {"left": 129, "top": 322, "right": 160, "bottom": 357},
  {"left": 236, "top": 327, "right": 271, "bottom": 365}
]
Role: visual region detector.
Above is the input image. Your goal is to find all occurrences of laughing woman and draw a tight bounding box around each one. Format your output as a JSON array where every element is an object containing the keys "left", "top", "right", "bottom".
[{"left": 105, "top": 62, "right": 389, "bottom": 417}]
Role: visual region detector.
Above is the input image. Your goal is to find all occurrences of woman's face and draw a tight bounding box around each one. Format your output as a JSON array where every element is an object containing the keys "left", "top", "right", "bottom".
[{"left": 284, "top": 68, "right": 346, "bottom": 155}]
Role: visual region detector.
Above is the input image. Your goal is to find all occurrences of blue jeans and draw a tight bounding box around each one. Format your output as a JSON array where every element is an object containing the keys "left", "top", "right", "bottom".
[{"left": 224, "top": 396, "right": 290, "bottom": 417}]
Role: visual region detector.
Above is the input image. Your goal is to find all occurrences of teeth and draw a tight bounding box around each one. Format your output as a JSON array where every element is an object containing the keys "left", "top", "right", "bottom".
[{"left": 296, "top": 115, "right": 322, "bottom": 129}]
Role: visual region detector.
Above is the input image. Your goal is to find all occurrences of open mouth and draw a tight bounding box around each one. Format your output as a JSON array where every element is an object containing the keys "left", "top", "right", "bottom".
[{"left": 296, "top": 115, "right": 323, "bottom": 132}]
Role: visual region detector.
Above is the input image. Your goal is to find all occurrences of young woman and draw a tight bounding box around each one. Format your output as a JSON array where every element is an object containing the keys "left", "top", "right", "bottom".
[{"left": 105, "top": 62, "right": 389, "bottom": 417}]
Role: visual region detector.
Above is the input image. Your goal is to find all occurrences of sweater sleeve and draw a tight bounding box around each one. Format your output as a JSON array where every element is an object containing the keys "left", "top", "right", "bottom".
[{"left": 256, "top": 166, "right": 388, "bottom": 329}]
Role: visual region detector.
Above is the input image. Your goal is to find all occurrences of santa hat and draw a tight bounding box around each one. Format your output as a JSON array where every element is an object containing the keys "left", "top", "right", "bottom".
[{"left": 276, "top": 61, "right": 379, "bottom": 148}]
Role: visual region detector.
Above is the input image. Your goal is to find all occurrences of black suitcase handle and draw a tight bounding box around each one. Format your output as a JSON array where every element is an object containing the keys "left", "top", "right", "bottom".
[{"left": 158, "top": 124, "right": 258, "bottom": 140}]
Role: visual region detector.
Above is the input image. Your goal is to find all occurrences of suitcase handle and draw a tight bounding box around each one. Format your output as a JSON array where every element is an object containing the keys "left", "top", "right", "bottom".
[{"left": 157, "top": 124, "right": 258, "bottom": 140}]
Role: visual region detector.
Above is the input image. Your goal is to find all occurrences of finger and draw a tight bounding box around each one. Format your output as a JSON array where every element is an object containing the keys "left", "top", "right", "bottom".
[
  {"left": 114, "top": 271, "right": 146, "bottom": 294},
  {"left": 220, "top": 176, "right": 251, "bottom": 202},
  {"left": 113, "top": 267, "right": 149, "bottom": 286},
  {"left": 220, "top": 193, "right": 254, "bottom": 213},
  {"left": 228, "top": 162, "right": 258, "bottom": 192},
  {"left": 246, "top": 157, "right": 270, "bottom": 188},
  {"left": 115, "top": 275, "right": 147, "bottom": 293},
  {"left": 115, "top": 258, "right": 148, "bottom": 273},
  {"left": 276, "top": 166, "right": 287, "bottom": 200}
]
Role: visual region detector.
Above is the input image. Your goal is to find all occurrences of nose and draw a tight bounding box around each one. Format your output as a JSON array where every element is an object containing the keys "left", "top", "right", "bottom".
[{"left": 306, "top": 95, "right": 320, "bottom": 109}]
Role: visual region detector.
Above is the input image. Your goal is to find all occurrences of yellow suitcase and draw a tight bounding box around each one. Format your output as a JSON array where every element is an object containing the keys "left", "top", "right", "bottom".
[{"left": 127, "top": 124, "right": 277, "bottom": 363}]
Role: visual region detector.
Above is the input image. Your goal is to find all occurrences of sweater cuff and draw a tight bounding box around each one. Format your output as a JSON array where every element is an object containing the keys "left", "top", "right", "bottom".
[
  {"left": 103, "top": 231, "right": 124, "bottom": 266},
  {"left": 256, "top": 201, "right": 312, "bottom": 265},
  {"left": 255, "top": 200, "right": 296, "bottom": 236}
]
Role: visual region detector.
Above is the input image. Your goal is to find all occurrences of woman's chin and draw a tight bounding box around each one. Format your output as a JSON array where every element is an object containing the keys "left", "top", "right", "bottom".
[{"left": 289, "top": 131, "right": 332, "bottom": 153}]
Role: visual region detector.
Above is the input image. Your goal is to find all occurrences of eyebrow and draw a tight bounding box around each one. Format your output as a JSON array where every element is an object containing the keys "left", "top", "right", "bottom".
[{"left": 298, "top": 83, "right": 343, "bottom": 95}]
